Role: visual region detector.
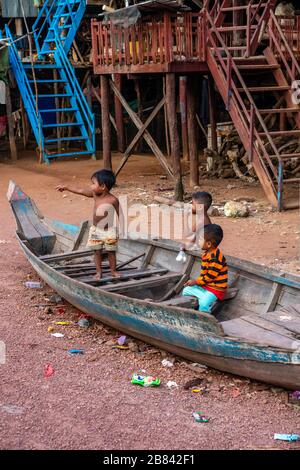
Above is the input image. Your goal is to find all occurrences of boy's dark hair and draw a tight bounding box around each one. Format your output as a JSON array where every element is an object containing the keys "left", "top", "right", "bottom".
[
  {"left": 192, "top": 191, "right": 212, "bottom": 209},
  {"left": 91, "top": 169, "right": 116, "bottom": 191},
  {"left": 204, "top": 224, "right": 223, "bottom": 247}
]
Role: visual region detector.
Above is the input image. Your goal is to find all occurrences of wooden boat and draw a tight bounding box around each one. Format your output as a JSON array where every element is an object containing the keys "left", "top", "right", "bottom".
[{"left": 8, "top": 181, "right": 300, "bottom": 389}]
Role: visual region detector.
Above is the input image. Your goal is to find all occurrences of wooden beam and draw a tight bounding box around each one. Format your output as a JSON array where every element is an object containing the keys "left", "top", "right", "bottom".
[
  {"left": 163, "top": 76, "right": 170, "bottom": 156},
  {"left": 109, "top": 79, "right": 173, "bottom": 178},
  {"left": 187, "top": 75, "right": 199, "bottom": 187},
  {"left": 100, "top": 75, "right": 112, "bottom": 170},
  {"left": 6, "top": 84, "right": 17, "bottom": 161},
  {"left": 40, "top": 248, "right": 95, "bottom": 263},
  {"left": 165, "top": 73, "right": 183, "bottom": 201},
  {"left": 72, "top": 220, "right": 89, "bottom": 251},
  {"left": 262, "top": 282, "right": 283, "bottom": 314},
  {"left": 114, "top": 74, "right": 125, "bottom": 153},
  {"left": 208, "top": 76, "right": 218, "bottom": 153},
  {"left": 79, "top": 267, "right": 168, "bottom": 286},
  {"left": 100, "top": 272, "right": 182, "bottom": 292},
  {"left": 92, "top": 86, "right": 117, "bottom": 132},
  {"left": 179, "top": 76, "right": 189, "bottom": 161},
  {"left": 115, "top": 96, "right": 166, "bottom": 176}
]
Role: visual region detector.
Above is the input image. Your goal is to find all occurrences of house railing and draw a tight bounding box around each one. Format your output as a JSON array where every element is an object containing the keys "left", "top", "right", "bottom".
[{"left": 91, "top": 12, "right": 205, "bottom": 69}]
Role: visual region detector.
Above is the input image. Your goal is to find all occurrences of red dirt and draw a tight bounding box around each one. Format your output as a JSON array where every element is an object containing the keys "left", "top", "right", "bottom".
[{"left": 0, "top": 152, "right": 299, "bottom": 450}]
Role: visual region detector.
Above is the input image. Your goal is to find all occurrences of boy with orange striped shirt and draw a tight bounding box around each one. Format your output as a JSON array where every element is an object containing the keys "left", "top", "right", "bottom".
[{"left": 182, "top": 224, "right": 227, "bottom": 313}]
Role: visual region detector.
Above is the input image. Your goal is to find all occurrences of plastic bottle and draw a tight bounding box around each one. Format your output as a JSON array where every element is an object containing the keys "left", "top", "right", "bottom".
[
  {"left": 25, "top": 281, "right": 42, "bottom": 288},
  {"left": 176, "top": 246, "right": 187, "bottom": 263}
]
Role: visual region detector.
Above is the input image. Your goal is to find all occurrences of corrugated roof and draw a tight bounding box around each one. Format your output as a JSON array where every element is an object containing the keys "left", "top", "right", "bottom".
[{"left": 101, "top": 0, "right": 191, "bottom": 26}]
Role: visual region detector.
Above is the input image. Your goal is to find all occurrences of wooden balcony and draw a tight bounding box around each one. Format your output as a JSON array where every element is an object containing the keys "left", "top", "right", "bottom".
[{"left": 91, "top": 12, "right": 207, "bottom": 74}]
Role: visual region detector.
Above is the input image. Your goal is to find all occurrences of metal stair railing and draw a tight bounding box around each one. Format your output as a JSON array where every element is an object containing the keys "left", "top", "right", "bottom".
[
  {"left": 205, "top": 10, "right": 280, "bottom": 199},
  {"left": 5, "top": 25, "right": 44, "bottom": 156},
  {"left": 33, "top": 0, "right": 61, "bottom": 57},
  {"left": 54, "top": 31, "right": 95, "bottom": 154},
  {"left": 268, "top": 9, "right": 300, "bottom": 85},
  {"left": 33, "top": 0, "right": 85, "bottom": 56}
]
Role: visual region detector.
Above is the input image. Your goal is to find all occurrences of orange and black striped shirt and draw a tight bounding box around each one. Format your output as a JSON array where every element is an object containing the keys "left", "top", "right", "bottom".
[{"left": 196, "top": 248, "right": 228, "bottom": 299}]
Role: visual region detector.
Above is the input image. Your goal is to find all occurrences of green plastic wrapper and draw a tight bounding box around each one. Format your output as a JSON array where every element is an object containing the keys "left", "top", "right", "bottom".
[{"left": 131, "top": 374, "right": 160, "bottom": 387}]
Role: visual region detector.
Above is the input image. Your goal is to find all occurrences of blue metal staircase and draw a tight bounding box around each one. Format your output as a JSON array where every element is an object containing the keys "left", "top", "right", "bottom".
[{"left": 5, "top": 0, "right": 95, "bottom": 163}]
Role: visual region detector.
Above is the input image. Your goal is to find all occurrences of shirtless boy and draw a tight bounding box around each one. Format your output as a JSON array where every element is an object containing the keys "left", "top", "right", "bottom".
[{"left": 56, "top": 169, "right": 120, "bottom": 280}]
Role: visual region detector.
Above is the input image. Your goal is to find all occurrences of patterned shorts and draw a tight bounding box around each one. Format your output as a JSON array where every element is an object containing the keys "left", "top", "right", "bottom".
[{"left": 87, "top": 225, "right": 118, "bottom": 252}]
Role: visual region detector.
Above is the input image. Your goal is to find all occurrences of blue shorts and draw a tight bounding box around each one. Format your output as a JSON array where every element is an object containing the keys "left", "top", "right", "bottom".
[{"left": 182, "top": 285, "right": 217, "bottom": 313}]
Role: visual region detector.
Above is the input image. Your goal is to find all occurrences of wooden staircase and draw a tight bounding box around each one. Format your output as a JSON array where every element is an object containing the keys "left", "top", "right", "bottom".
[{"left": 203, "top": 0, "right": 300, "bottom": 210}]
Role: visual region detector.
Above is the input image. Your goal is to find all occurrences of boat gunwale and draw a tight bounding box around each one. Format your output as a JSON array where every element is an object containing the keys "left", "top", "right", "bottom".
[{"left": 16, "top": 233, "right": 300, "bottom": 357}]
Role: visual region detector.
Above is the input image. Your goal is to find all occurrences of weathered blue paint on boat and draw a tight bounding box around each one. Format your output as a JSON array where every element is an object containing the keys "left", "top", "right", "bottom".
[
  {"left": 8, "top": 181, "right": 300, "bottom": 389},
  {"left": 47, "top": 220, "right": 79, "bottom": 236},
  {"left": 19, "top": 238, "right": 300, "bottom": 377}
]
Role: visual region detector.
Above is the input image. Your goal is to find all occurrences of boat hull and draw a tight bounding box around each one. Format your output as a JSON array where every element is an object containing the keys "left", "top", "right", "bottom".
[{"left": 20, "top": 237, "right": 300, "bottom": 390}]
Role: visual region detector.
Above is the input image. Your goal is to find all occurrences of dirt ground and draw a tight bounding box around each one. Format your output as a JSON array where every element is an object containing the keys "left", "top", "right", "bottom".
[{"left": 0, "top": 152, "right": 299, "bottom": 450}]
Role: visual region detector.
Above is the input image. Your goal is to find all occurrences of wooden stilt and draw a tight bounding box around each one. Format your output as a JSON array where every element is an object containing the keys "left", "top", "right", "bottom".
[
  {"left": 100, "top": 75, "right": 112, "bottom": 170},
  {"left": 20, "top": 97, "right": 28, "bottom": 149},
  {"left": 165, "top": 73, "right": 184, "bottom": 201},
  {"left": 208, "top": 76, "right": 218, "bottom": 153},
  {"left": 279, "top": 111, "right": 286, "bottom": 131},
  {"left": 187, "top": 75, "right": 199, "bottom": 187},
  {"left": 134, "top": 78, "right": 143, "bottom": 152},
  {"left": 163, "top": 76, "right": 170, "bottom": 156},
  {"left": 6, "top": 83, "right": 17, "bottom": 161},
  {"left": 179, "top": 76, "right": 189, "bottom": 161},
  {"left": 86, "top": 72, "right": 93, "bottom": 154},
  {"left": 114, "top": 74, "right": 125, "bottom": 153}
]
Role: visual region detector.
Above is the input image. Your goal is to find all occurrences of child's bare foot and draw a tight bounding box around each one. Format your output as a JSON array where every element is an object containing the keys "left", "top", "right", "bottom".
[
  {"left": 94, "top": 272, "right": 102, "bottom": 280},
  {"left": 111, "top": 271, "right": 121, "bottom": 278}
]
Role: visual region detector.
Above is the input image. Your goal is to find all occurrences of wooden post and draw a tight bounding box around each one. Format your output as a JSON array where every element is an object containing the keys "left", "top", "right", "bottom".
[
  {"left": 179, "top": 76, "right": 189, "bottom": 161},
  {"left": 279, "top": 111, "right": 286, "bottom": 131},
  {"left": 187, "top": 75, "right": 199, "bottom": 187},
  {"left": 163, "top": 76, "right": 170, "bottom": 156},
  {"left": 100, "top": 75, "right": 112, "bottom": 170},
  {"left": 86, "top": 72, "right": 94, "bottom": 155},
  {"left": 165, "top": 73, "right": 184, "bottom": 201},
  {"left": 134, "top": 78, "right": 143, "bottom": 152},
  {"left": 20, "top": 97, "right": 29, "bottom": 149},
  {"left": 114, "top": 74, "right": 125, "bottom": 153},
  {"left": 6, "top": 84, "right": 17, "bottom": 161},
  {"left": 208, "top": 76, "right": 218, "bottom": 153}
]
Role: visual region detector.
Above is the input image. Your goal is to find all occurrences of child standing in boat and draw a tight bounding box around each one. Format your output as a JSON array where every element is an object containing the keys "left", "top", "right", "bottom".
[
  {"left": 56, "top": 169, "right": 120, "bottom": 280},
  {"left": 182, "top": 191, "right": 213, "bottom": 250},
  {"left": 182, "top": 224, "right": 227, "bottom": 313}
]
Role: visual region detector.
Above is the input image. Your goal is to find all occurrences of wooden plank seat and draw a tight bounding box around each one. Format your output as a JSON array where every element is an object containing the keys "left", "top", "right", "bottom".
[
  {"left": 63, "top": 266, "right": 138, "bottom": 278},
  {"left": 79, "top": 267, "right": 169, "bottom": 287},
  {"left": 160, "top": 288, "right": 239, "bottom": 311},
  {"left": 221, "top": 315, "right": 300, "bottom": 351},
  {"left": 160, "top": 296, "right": 199, "bottom": 309},
  {"left": 100, "top": 273, "right": 182, "bottom": 293},
  {"left": 40, "top": 248, "right": 96, "bottom": 263},
  {"left": 260, "top": 304, "right": 300, "bottom": 336}
]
